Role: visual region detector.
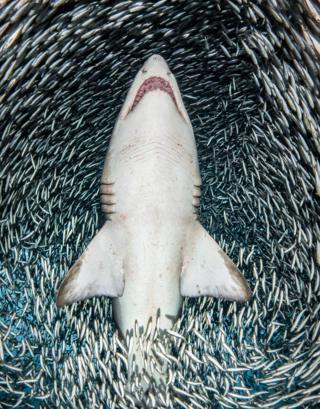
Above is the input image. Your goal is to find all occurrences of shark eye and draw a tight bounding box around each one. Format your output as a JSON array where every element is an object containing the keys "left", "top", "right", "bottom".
[
  {"left": 167, "top": 71, "right": 171, "bottom": 76},
  {"left": 142, "top": 68, "right": 147, "bottom": 73}
]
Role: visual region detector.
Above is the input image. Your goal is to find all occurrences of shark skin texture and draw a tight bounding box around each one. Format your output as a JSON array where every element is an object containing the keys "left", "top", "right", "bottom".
[{"left": 56, "top": 54, "right": 251, "bottom": 388}]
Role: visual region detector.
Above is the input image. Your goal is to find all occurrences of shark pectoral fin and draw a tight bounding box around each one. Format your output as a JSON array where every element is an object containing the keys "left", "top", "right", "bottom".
[
  {"left": 56, "top": 222, "right": 124, "bottom": 307},
  {"left": 180, "top": 221, "right": 251, "bottom": 302}
]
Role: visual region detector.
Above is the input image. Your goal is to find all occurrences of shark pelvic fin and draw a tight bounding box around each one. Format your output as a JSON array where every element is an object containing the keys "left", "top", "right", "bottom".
[
  {"left": 56, "top": 222, "right": 124, "bottom": 307},
  {"left": 181, "top": 221, "right": 251, "bottom": 301}
]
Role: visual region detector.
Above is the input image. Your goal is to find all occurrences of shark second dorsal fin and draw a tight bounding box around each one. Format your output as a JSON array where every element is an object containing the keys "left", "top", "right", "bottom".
[
  {"left": 56, "top": 222, "right": 125, "bottom": 307},
  {"left": 181, "top": 221, "right": 251, "bottom": 301}
]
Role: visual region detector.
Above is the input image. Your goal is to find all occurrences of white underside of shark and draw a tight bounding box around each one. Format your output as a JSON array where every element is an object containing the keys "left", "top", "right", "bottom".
[{"left": 57, "top": 54, "right": 251, "bottom": 386}]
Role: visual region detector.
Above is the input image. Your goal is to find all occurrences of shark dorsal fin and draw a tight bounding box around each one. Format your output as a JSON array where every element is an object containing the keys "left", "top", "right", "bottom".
[
  {"left": 181, "top": 221, "right": 251, "bottom": 301},
  {"left": 56, "top": 222, "right": 125, "bottom": 307}
]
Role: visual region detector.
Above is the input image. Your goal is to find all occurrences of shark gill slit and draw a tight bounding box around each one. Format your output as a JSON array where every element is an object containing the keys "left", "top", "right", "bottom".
[{"left": 100, "top": 183, "right": 116, "bottom": 218}]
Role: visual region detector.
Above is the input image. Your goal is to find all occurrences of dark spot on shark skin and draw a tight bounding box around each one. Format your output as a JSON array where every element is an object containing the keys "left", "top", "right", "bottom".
[{"left": 165, "top": 314, "right": 177, "bottom": 324}]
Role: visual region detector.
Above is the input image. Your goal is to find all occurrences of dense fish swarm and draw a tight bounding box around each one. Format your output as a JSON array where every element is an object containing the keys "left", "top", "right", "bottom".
[{"left": 1, "top": 0, "right": 320, "bottom": 407}]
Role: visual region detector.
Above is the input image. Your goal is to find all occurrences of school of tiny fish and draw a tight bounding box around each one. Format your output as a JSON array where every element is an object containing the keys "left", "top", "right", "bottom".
[{"left": 0, "top": 0, "right": 319, "bottom": 408}]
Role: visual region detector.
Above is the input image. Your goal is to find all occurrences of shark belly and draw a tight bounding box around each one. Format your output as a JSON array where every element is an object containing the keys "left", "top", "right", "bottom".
[
  {"left": 106, "top": 121, "right": 197, "bottom": 335},
  {"left": 112, "top": 221, "right": 183, "bottom": 337}
]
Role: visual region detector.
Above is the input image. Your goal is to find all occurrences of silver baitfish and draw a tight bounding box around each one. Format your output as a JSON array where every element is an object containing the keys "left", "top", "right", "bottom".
[{"left": 0, "top": 0, "right": 319, "bottom": 408}]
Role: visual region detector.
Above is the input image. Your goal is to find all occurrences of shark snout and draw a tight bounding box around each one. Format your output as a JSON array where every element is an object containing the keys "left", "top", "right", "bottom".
[
  {"left": 119, "top": 54, "right": 191, "bottom": 125},
  {"left": 141, "top": 54, "right": 171, "bottom": 76}
]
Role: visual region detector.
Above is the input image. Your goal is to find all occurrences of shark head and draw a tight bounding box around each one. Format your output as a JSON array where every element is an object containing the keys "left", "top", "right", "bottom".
[{"left": 117, "top": 54, "right": 191, "bottom": 126}]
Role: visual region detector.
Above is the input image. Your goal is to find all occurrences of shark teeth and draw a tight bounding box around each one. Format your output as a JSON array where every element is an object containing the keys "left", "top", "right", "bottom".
[{"left": 130, "top": 76, "right": 177, "bottom": 112}]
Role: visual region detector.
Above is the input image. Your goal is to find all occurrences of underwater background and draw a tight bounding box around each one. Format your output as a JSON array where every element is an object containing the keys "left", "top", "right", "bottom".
[{"left": 0, "top": 0, "right": 320, "bottom": 407}]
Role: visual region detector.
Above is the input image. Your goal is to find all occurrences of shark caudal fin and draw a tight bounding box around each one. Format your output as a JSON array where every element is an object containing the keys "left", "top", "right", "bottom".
[
  {"left": 56, "top": 222, "right": 125, "bottom": 307},
  {"left": 125, "top": 326, "right": 169, "bottom": 396},
  {"left": 181, "top": 221, "right": 251, "bottom": 301}
]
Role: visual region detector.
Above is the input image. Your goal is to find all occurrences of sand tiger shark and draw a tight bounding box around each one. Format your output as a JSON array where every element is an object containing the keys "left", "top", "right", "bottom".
[{"left": 56, "top": 54, "right": 251, "bottom": 385}]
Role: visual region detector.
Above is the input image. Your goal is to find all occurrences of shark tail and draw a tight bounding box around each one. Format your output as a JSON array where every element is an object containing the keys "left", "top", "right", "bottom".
[
  {"left": 56, "top": 219, "right": 251, "bottom": 393},
  {"left": 125, "top": 328, "right": 169, "bottom": 397}
]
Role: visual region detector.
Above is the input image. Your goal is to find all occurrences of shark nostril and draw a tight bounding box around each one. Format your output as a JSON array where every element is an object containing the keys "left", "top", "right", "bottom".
[{"left": 142, "top": 68, "right": 147, "bottom": 73}]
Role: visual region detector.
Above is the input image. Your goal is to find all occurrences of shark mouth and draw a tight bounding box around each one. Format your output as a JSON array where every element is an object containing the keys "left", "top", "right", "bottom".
[{"left": 129, "top": 76, "right": 178, "bottom": 113}]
